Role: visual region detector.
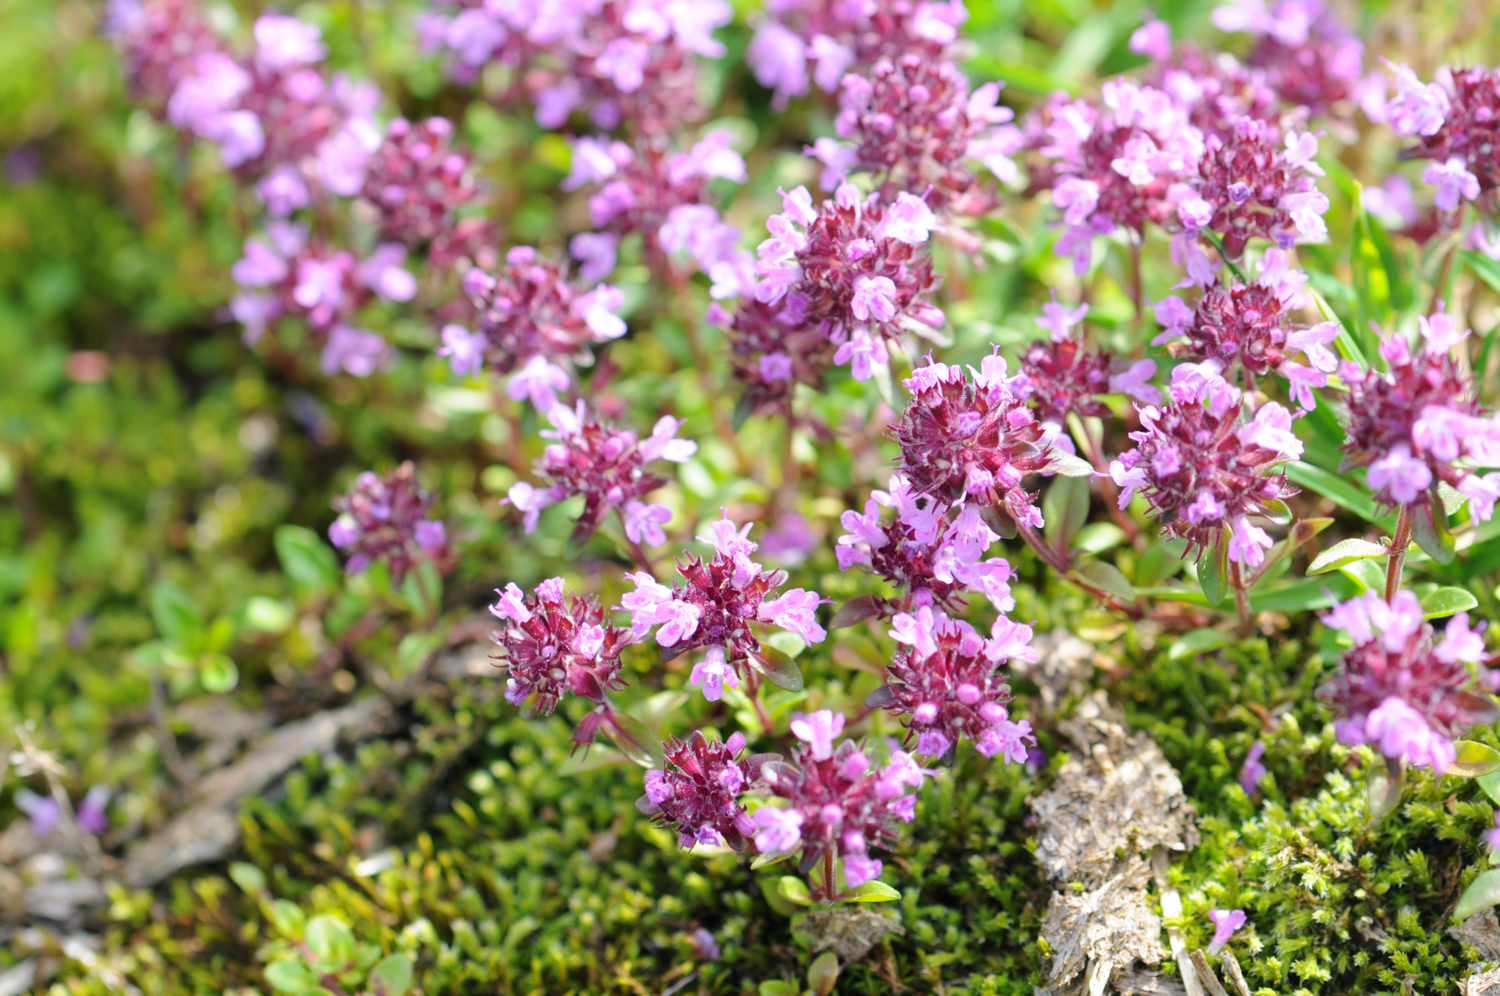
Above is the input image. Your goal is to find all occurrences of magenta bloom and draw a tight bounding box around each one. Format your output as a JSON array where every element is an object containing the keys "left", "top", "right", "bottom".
[
  {"left": 835, "top": 476, "right": 1016, "bottom": 615},
  {"left": 1153, "top": 249, "right": 1338, "bottom": 410},
  {"left": 754, "top": 711, "right": 931, "bottom": 890},
  {"left": 618, "top": 516, "right": 826, "bottom": 701},
  {"left": 640, "top": 730, "right": 759, "bottom": 849},
  {"left": 422, "top": 0, "right": 731, "bottom": 136},
  {"left": 564, "top": 132, "right": 746, "bottom": 278},
  {"left": 1207, "top": 907, "right": 1246, "bottom": 954},
  {"left": 1485, "top": 812, "right": 1500, "bottom": 854},
  {"left": 1319, "top": 591, "right": 1495, "bottom": 774},
  {"left": 1341, "top": 321, "right": 1500, "bottom": 518},
  {"left": 891, "top": 355, "right": 1059, "bottom": 530},
  {"left": 229, "top": 222, "right": 413, "bottom": 375},
  {"left": 360, "top": 117, "right": 486, "bottom": 265},
  {"left": 724, "top": 298, "right": 837, "bottom": 415},
  {"left": 1037, "top": 79, "right": 1203, "bottom": 274},
  {"left": 447, "top": 246, "right": 626, "bottom": 381},
  {"left": 506, "top": 402, "right": 694, "bottom": 541},
  {"left": 1178, "top": 120, "right": 1328, "bottom": 258},
  {"left": 1386, "top": 63, "right": 1500, "bottom": 210},
  {"left": 1015, "top": 310, "right": 1160, "bottom": 436},
  {"left": 873, "top": 606, "right": 1036, "bottom": 761},
  {"left": 329, "top": 462, "right": 448, "bottom": 581},
  {"left": 816, "top": 54, "right": 1019, "bottom": 210},
  {"left": 753, "top": 184, "right": 942, "bottom": 383},
  {"left": 109, "top": 0, "right": 222, "bottom": 109},
  {"left": 1239, "top": 740, "right": 1268, "bottom": 798},
  {"left": 1109, "top": 363, "right": 1302, "bottom": 568},
  {"left": 1214, "top": 0, "right": 1363, "bottom": 114},
  {"left": 747, "top": 0, "right": 966, "bottom": 107},
  {"left": 491, "top": 577, "right": 629, "bottom": 718}
]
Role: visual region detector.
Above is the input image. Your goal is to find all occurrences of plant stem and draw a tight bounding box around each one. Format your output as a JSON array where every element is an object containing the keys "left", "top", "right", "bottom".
[
  {"left": 614, "top": 507, "right": 656, "bottom": 573},
  {"left": 1129, "top": 237, "right": 1144, "bottom": 324},
  {"left": 1386, "top": 505, "right": 1414, "bottom": 601},
  {"left": 745, "top": 668, "right": 773, "bottom": 733},
  {"left": 1230, "top": 561, "right": 1251, "bottom": 634},
  {"left": 821, "top": 849, "right": 837, "bottom": 903}
]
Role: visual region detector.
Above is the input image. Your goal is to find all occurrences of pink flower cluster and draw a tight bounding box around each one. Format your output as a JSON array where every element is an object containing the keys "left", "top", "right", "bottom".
[
  {"left": 1213, "top": 0, "right": 1364, "bottom": 115},
  {"left": 1319, "top": 591, "right": 1495, "bottom": 773},
  {"left": 1110, "top": 362, "right": 1302, "bottom": 567},
  {"left": 748, "top": 0, "right": 967, "bottom": 108},
  {"left": 722, "top": 298, "right": 838, "bottom": 415},
  {"left": 751, "top": 711, "right": 930, "bottom": 890},
  {"left": 563, "top": 131, "right": 747, "bottom": 280},
  {"left": 231, "top": 222, "right": 415, "bottom": 376},
  {"left": 360, "top": 117, "right": 487, "bottom": 266},
  {"left": 439, "top": 247, "right": 627, "bottom": 404},
  {"left": 809, "top": 54, "right": 1020, "bottom": 211},
  {"left": 491, "top": 577, "right": 630, "bottom": 716},
  {"left": 328, "top": 462, "right": 447, "bottom": 581},
  {"left": 1015, "top": 299, "right": 1159, "bottom": 440},
  {"left": 752, "top": 185, "right": 942, "bottom": 382},
  {"left": 419, "top": 0, "right": 732, "bottom": 136},
  {"left": 1039, "top": 79, "right": 1204, "bottom": 274},
  {"left": 619, "top": 516, "right": 825, "bottom": 702},
  {"left": 113, "top": 5, "right": 380, "bottom": 205},
  {"left": 892, "top": 355, "right": 1059, "bottom": 530},
  {"left": 1153, "top": 249, "right": 1339, "bottom": 409},
  {"left": 641, "top": 730, "right": 759, "bottom": 849},
  {"left": 835, "top": 477, "right": 1016, "bottom": 615},
  {"left": 506, "top": 402, "right": 696, "bottom": 541},
  {"left": 1340, "top": 317, "right": 1500, "bottom": 517},
  {"left": 1385, "top": 63, "right": 1500, "bottom": 212},
  {"left": 873, "top": 606, "right": 1036, "bottom": 760}
]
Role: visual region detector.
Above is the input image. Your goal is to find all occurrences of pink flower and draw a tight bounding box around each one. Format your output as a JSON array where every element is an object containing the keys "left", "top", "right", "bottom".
[
  {"left": 689, "top": 646, "right": 739, "bottom": 702},
  {"left": 790, "top": 710, "right": 846, "bottom": 762},
  {"left": 750, "top": 806, "right": 804, "bottom": 854},
  {"left": 505, "top": 355, "right": 571, "bottom": 411},
  {"left": 759, "top": 589, "right": 827, "bottom": 644},
  {"left": 1129, "top": 17, "right": 1171, "bottom": 61},
  {"left": 1207, "top": 908, "right": 1246, "bottom": 954},
  {"left": 623, "top": 500, "right": 672, "bottom": 547},
  {"left": 1424, "top": 157, "right": 1480, "bottom": 212}
]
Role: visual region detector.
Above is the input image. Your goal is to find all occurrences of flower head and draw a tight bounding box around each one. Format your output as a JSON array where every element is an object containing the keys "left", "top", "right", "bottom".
[
  {"left": 640, "top": 730, "right": 758, "bottom": 849},
  {"left": 328, "top": 462, "right": 447, "bottom": 581},
  {"left": 491, "top": 578, "right": 630, "bottom": 717},
  {"left": 508, "top": 404, "right": 694, "bottom": 540},
  {"left": 874, "top": 608, "right": 1036, "bottom": 760},
  {"left": 1341, "top": 323, "right": 1500, "bottom": 517},
  {"left": 892, "top": 356, "right": 1057, "bottom": 529},
  {"left": 1109, "top": 365, "right": 1300, "bottom": 566},
  {"left": 1319, "top": 591, "right": 1495, "bottom": 773},
  {"left": 755, "top": 718, "right": 931, "bottom": 890},
  {"left": 617, "top": 515, "right": 825, "bottom": 698},
  {"left": 450, "top": 247, "right": 626, "bottom": 379},
  {"left": 1207, "top": 907, "right": 1246, "bottom": 954},
  {"left": 360, "top": 117, "right": 486, "bottom": 264},
  {"left": 1387, "top": 64, "right": 1500, "bottom": 205},
  {"left": 753, "top": 185, "right": 942, "bottom": 382}
]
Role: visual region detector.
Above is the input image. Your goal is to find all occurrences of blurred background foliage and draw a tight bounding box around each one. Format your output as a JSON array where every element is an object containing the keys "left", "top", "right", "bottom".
[{"left": 8, "top": 0, "right": 1500, "bottom": 992}]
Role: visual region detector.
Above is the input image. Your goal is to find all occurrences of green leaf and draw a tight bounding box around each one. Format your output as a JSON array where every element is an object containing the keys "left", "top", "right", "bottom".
[
  {"left": 1072, "top": 522, "right": 1127, "bottom": 555},
  {"left": 228, "top": 862, "right": 266, "bottom": 894},
  {"left": 842, "top": 880, "right": 901, "bottom": 903},
  {"left": 1249, "top": 575, "right": 1359, "bottom": 614},
  {"left": 808, "top": 951, "right": 840, "bottom": 996},
  {"left": 305, "top": 914, "right": 356, "bottom": 971},
  {"left": 750, "top": 850, "right": 793, "bottom": 870},
  {"left": 265, "top": 959, "right": 318, "bottom": 994},
  {"left": 1307, "top": 538, "right": 1388, "bottom": 575},
  {"left": 1464, "top": 250, "right": 1500, "bottom": 298},
  {"left": 1072, "top": 560, "right": 1134, "bottom": 602},
  {"left": 275, "top": 525, "right": 341, "bottom": 594},
  {"left": 1043, "top": 476, "right": 1091, "bottom": 550},
  {"left": 829, "top": 595, "right": 883, "bottom": 630},
  {"left": 758, "top": 982, "right": 799, "bottom": 996},
  {"left": 1448, "top": 741, "right": 1500, "bottom": 779},
  {"left": 1419, "top": 586, "right": 1478, "bottom": 619},
  {"left": 756, "top": 647, "right": 804, "bottom": 692},
  {"left": 1479, "top": 768, "right": 1500, "bottom": 807},
  {"left": 1285, "top": 462, "right": 1393, "bottom": 529},
  {"left": 150, "top": 581, "right": 201, "bottom": 645},
  {"left": 602, "top": 711, "right": 664, "bottom": 769},
  {"left": 1454, "top": 869, "right": 1500, "bottom": 923},
  {"left": 1047, "top": 450, "right": 1096, "bottom": 478},
  {"left": 1198, "top": 538, "right": 1227, "bottom": 607},
  {"left": 370, "top": 954, "right": 414, "bottom": 996},
  {"left": 1412, "top": 502, "right": 1457, "bottom": 565},
  {"left": 1339, "top": 557, "right": 1386, "bottom": 594},
  {"left": 776, "top": 875, "right": 812, "bottom": 906},
  {"left": 268, "top": 899, "right": 305, "bottom": 937},
  {"left": 199, "top": 654, "right": 238, "bottom": 694},
  {"left": 244, "top": 595, "right": 294, "bottom": 634},
  {"left": 1167, "top": 628, "right": 1233, "bottom": 662}
]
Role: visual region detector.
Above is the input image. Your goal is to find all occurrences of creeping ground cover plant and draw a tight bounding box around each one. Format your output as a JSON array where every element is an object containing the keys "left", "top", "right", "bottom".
[{"left": 16, "top": 0, "right": 1500, "bottom": 992}]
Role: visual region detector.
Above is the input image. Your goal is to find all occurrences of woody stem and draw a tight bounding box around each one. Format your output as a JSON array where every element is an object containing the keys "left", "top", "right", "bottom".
[{"left": 1386, "top": 505, "right": 1414, "bottom": 602}]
